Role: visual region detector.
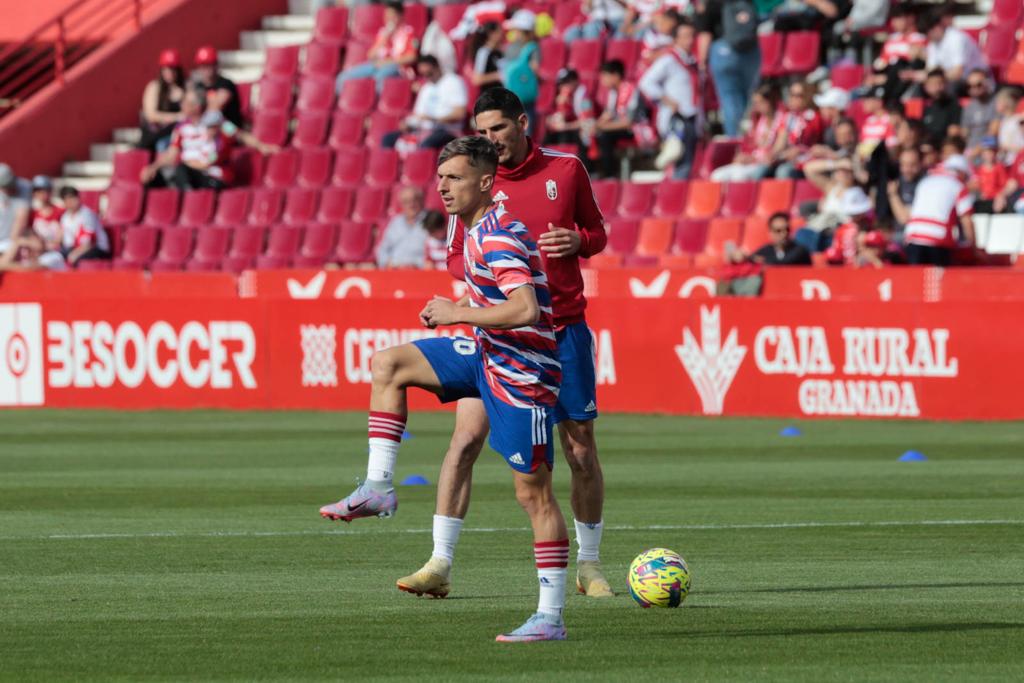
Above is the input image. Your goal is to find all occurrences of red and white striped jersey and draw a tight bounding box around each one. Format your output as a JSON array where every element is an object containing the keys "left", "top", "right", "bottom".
[
  {"left": 904, "top": 169, "right": 973, "bottom": 247},
  {"left": 60, "top": 206, "right": 110, "bottom": 251},
  {"left": 880, "top": 31, "right": 927, "bottom": 65}
]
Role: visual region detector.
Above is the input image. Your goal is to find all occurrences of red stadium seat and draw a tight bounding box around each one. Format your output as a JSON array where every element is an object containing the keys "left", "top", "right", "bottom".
[
  {"left": 652, "top": 180, "right": 689, "bottom": 218},
  {"left": 982, "top": 25, "right": 1018, "bottom": 69},
  {"left": 538, "top": 39, "right": 568, "bottom": 82},
  {"left": 721, "top": 181, "right": 758, "bottom": 218},
  {"left": 829, "top": 63, "right": 864, "bottom": 91},
  {"left": 264, "top": 45, "right": 301, "bottom": 82},
  {"left": 433, "top": 3, "right": 468, "bottom": 33},
  {"left": 993, "top": 0, "right": 1024, "bottom": 24},
  {"left": 317, "top": 187, "right": 355, "bottom": 223},
  {"left": 293, "top": 109, "right": 331, "bottom": 149},
  {"left": 111, "top": 150, "right": 150, "bottom": 185},
  {"left": 903, "top": 97, "right": 925, "bottom": 120},
  {"left": 150, "top": 227, "right": 195, "bottom": 271},
  {"left": 684, "top": 180, "right": 722, "bottom": 219},
  {"left": 263, "top": 149, "right": 301, "bottom": 189},
  {"left": 256, "top": 77, "right": 294, "bottom": 113},
  {"left": 754, "top": 179, "right": 793, "bottom": 217},
  {"left": 236, "top": 82, "right": 253, "bottom": 121},
  {"left": 104, "top": 185, "right": 144, "bottom": 225},
  {"left": 303, "top": 41, "right": 341, "bottom": 78},
  {"left": 366, "top": 113, "right": 402, "bottom": 147},
  {"left": 313, "top": 6, "right": 349, "bottom": 47},
  {"left": 568, "top": 39, "right": 603, "bottom": 76},
  {"left": 75, "top": 259, "right": 112, "bottom": 271},
  {"left": 79, "top": 190, "right": 103, "bottom": 213},
  {"left": 282, "top": 188, "right": 320, "bottom": 226},
  {"left": 351, "top": 4, "right": 386, "bottom": 44},
  {"left": 402, "top": 4, "right": 429, "bottom": 37},
  {"left": 1007, "top": 37, "right": 1024, "bottom": 85},
  {"left": 251, "top": 110, "right": 289, "bottom": 146},
  {"left": 698, "top": 217, "right": 744, "bottom": 266},
  {"left": 605, "top": 39, "right": 641, "bottom": 77},
  {"left": 696, "top": 138, "right": 740, "bottom": 179},
  {"left": 605, "top": 218, "right": 640, "bottom": 254},
  {"left": 552, "top": 2, "right": 586, "bottom": 37},
  {"left": 328, "top": 111, "right": 365, "bottom": 148},
  {"left": 297, "top": 76, "right": 336, "bottom": 113},
  {"left": 759, "top": 32, "right": 784, "bottom": 78},
  {"left": 248, "top": 189, "right": 285, "bottom": 226},
  {"left": 338, "top": 77, "right": 377, "bottom": 116},
  {"left": 298, "top": 147, "right": 333, "bottom": 188},
  {"left": 229, "top": 147, "right": 265, "bottom": 186},
  {"left": 351, "top": 187, "right": 389, "bottom": 223},
  {"left": 257, "top": 225, "right": 303, "bottom": 269},
  {"left": 294, "top": 222, "right": 339, "bottom": 267},
  {"left": 179, "top": 189, "right": 217, "bottom": 227},
  {"left": 332, "top": 144, "right": 369, "bottom": 187},
  {"left": 741, "top": 215, "right": 770, "bottom": 253},
  {"left": 791, "top": 179, "right": 822, "bottom": 212},
  {"left": 334, "top": 220, "right": 376, "bottom": 263},
  {"left": 186, "top": 225, "right": 232, "bottom": 271},
  {"left": 673, "top": 218, "right": 709, "bottom": 254},
  {"left": 616, "top": 182, "right": 656, "bottom": 220},
  {"left": 113, "top": 225, "right": 159, "bottom": 269},
  {"left": 216, "top": 190, "right": 256, "bottom": 231},
  {"left": 590, "top": 180, "right": 620, "bottom": 216},
  {"left": 222, "top": 226, "right": 267, "bottom": 273},
  {"left": 536, "top": 80, "right": 557, "bottom": 115},
  {"left": 366, "top": 148, "right": 400, "bottom": 188},
  {"left": 400, "top": 148, "right": 439, "bottom": 187},
  {"left": 342, "top": 40, "right": 370, "bottom": 70},
  {"left": 635, "top": 218, "right": 674, "bottom": 257},
  {"left": 142, "top": 188, "right": 181, "bottom": 226},
  {"left": 379, "top": 77, "right": 413, "bottom": 116},
  {"left": 781, "top": 32, "right": 820, "bottom": 74}
]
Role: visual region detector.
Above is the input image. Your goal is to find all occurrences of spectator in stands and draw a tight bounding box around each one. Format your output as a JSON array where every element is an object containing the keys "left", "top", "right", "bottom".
[
  {"left": 593, "top": 59, "right": 641, "bottom": 179},
  {"left": 190, "top": 45, "right": 243, "bottom": 128},
  {"left": 543, "top": 69, "right": 594, "bottom": 160},
  {"left": 467, "top": 22, "right": 505, "bottom": 91},
  {"left": 879, "top": 4, "right": 926, "bottom": 68},
  {"left": 830, "top": 0, "right": 889, "bottom": 62},
  {"left": 139, "top": 49, "right": 185, "bottom": 152},
  {"left": 500, "top": 10, "right": 541, "bottom": 133},
  {"left": 856, "top": 87, "right": 897, "bottom": 160},
  {"left": 449, "top": 0, "right": 509, "bottom": 40},
  {"left": 941, "top": 134, "right": 967, "bottom": 160},
  {"left": 996, "top": 145, "right": 1024, "bottom": 214},
  {"left": 798, "top": 156, "right": 857, "bottom": 249},
  {"left": 422, "top": 210, "right": 448, "bottom": 269},
  {"left": 922, "top": 69, "right": 961, "bottom": 146},
  {"left": 921, "top": 7, "right": 987, "bottom": 90},
  {"left": 855, "top": 229, "right": 901, "bottom": 268},
  {"left": 960, "top": 70, "right": 997, "bottom": 158},
  {"left": 971, "top": 137, "right": 1008, "bottom": 213},
  {"left": 376, "top": 186, "right": 427, "bottom": 269},
  {"left": 812, "top": 87, "right": 850, "bottom": 146},
  {"left": 826, "top": 186, "right": 874, "bottom": 265},
  {"left": 885, "top": 147, "right": 924, "bottom": 231},
  {"left": 28, "top": 176, "right": 63, "bottom": 254},
  {"left": 421, "top": 19, "right": 458, "bottom": 74},
  {"left": 696, "top": 0, "right": 760, "bottom": 138},
  {"left": 770, "top": 0, "right": 847, "bottom": 32},
  {"left": 382, "top": 56, "right": 467, "bottom": 150},
  {"left": 728, "top": 211, "right": 811, "bottom": 265},
  {"left": 903, "top": 154, "right": 975, "bottom": 265},
  {"left": 640, "top": 19, "right": 701, "bottom": 179},
  {"left": 620, "top": 0, "right": 665, "bottom": 39},
  {"left": 711, "top": 84, "right": 784, "bottom": 181},
  {"left": 58, "top": 187, "right": 110, "bottom": 266},
  {"left": 809, "top": 115, "right": 857, "bottom": 162},
  {"left": 564, "top": 0, "right": 627, "bottom": 42},
  {"left": 994, "top": 89, "right": 1024, "bottom": 157},
  {"left": 769, "top": 80, "right": 825, "bottom": 178},
  {"left": 637, "top": 9, "right": 681, "bottom": 69},
  {"left": 0, "top": 234, "right": 66, "bottom": 272},
  {"left": 0, "top": 164, "right": 29, "bottom": 256},
  {"left": 335, "top": 1, "right": 419, "bottom": 93}
]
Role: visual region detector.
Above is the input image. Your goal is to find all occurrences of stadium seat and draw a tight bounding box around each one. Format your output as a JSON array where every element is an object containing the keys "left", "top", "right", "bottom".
[
  {"left": 568, "top": 39, "right": 603, "bottom": 77},
  {"left": 538, "top": 39, "right": 568, "bottom": 82},
  {"left": 111, "top": 150, "right": 150, "bottom": 186},
  {"left": 211, "top": 187, "right": 251, "bottom": 227},
  {"left": 379, "top": 78, "right": 413, "bottom": 116},
  {"left": 759, "top": 32, "right": 784, "bottom": 78},
  {"left": 292, "top": 110, "right": 331, "bottom": 149},
  {"left": 696, "top": 138, "right": 740, "bottom": 179},
  {"left": 740, "top": 215, "right": 770, "bottom": 253},
  {"left": 332, "top": 144, "right": 369, "bottom": 187},
  {"left": 658, "top": 253, "right": 694, "bottom": 269},
  {"left": 366, "top": 148, "right": 400, "bottom": 188},
  {"left": 684, "top": 180, "right": 722, "bottom": 219},
  {"left": 698, "top": 217, "right": 744, "bottom": 266},
  {"left": 248, "top": 189, "right": 285, "bottom": 226},
  {"left": 297, "top": 147, "right": 333, "bottom": 189},
  {"left": 342, "top": 40, "right": 370, "bottom": 71},
  {"left": 75, "top": 259, "right": 112, "bottom": 271},
  {"left": 142, "top": 188, "right": 181, "bottom": 226},
  {"left": 982, "top": 25, "right": 1018, "bottom": 69},
  {"left": 400, "top": 148, "right": 439, "bottom": 187},
  {"left": 672, "top": 218, "right": 709, "bottom": 255},
  {"left": 551, "top": 2, "right": 586, "bottom": 37},
  {"left": 605, "top": 39, "right": 641, "bottom": 77},
  {"left": 635, "top": 218, "right": 674, "bottom": 257},
  {"left": 829, "top": 63, "right": 864, "bottom": 91},
  {"left": 256, "top": 77, "right": 294, "bottom": 113},
  {"left": 652, "top": 180, "right": 689, "bottom": 218},
  {"left": 351, "top": 3, "right": 386, "bottom": 44},
  {"left": 79, "top": 190, "right": 103, "bottom": 213},
  {"left": 221, "top": 226, "right": 267, "bottom": 273},
  {"left": 605, "top": 218, "right": 640, "bottom": 254},
  {"left": 317, "top": 186, "right": 355, "bottom": 224},
  {"left": 351, "top": 187, "right": 389, "bottom": 223},
  {"left": 112, "top": 225, "right": 159, "bottom": 269},
  {"left": 433, "top": 3, "right": 468, "bottom": 33},
  {"left": 536, "top": 80, "right": 557, "bottom": 115},
  {"left": 366, "top": 113, "right": 403, "bottom": 147},
  {"left": 754, "top": 179, "right": 793, "bottom": 218},
  {"left": 103, "top": 184, "right": 144, "bottom": 225},
  {"left": 1007, "top": 38, "right": 1024, "bottom": 85},
  {"left": 402, "top": 4, "right": 429, "bottom": 37},
  {"left": 230, "top": 148, "right": 265, "bottom": 186},
  {"left": 334, "top": 220, "right": 376, "bottom": 263},
  {"left": 257, "top": 225, "right": 303, "bottom": 269},
  {"left": 185, "top": 225, "right": 232, "bottom": 271},
  {"left": 251, "top": 110, "right": 289, "bottom": 146},
  {"left": 585, "top": 253, "right": 624, "bottom": 269},
  {"left": 303, "top": 41, "right": 341, "bottom": 78},
  {"left": 791, "top": 179, "right": 822, "bottom": 213},
  {"left": 263, "top": 149, "right": 301, "bottom": 189},
  {"left": 721, "top": 181, "right": 758, "bottom": 218},
  {"left": 150, "top": 226, "right": 195, "bottom": 272},
  {"left": 179, "top": 189, "right": 217, "bottom": 228},
  {"left": 236, "top": 82, "right": 253, "bottom": 121},
  {"left": 282, "top": 188, "right": 320, "bottom": 226},
  {"left": 264, "top": 45, "right": 301, "bottom": 82},
  {"left": 328, "top": 111, "right": 365, "bottom": 148},
  {"left": 781, "top": 32, "right": 820, "bottom": 74},
  {"left": 313, "top": 6, "right": 349, "bottom": 48},
  {"left": 294, "top": 222, "right": 339, "bottom": 268},
  {"left": 338, "top": 77, "right": 377, "bottom": 116},
  {"left": 297, "top": 76, "right": 336, "bottom": 113},
  {"left": 591, "top": 180, "right": 621, "bottom": 216},
  {"left": 616, "top": 182, "right": 656, "bottom": 220},
  {"left": 993, "top": 0, "right": 1024, "bottom": 24}
]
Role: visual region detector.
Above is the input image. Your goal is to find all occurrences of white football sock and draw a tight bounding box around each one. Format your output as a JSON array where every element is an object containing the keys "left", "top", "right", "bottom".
[
  {"left": 366, "top": 438, "right": 399, "bottom": 487},
  {"left": 431, "top": 514, "right": 463, "bottom": 564},
  {"left": 574, "top": 518, "right": 603, "bottom": 562},
  {"left": 537, "top": 568, "right": 567, "bottom": 620}
]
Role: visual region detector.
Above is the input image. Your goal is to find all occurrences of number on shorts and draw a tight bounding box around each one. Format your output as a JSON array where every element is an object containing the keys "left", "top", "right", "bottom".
[{"left": 453, "top": 339, "right": 476, "bottom": 355}]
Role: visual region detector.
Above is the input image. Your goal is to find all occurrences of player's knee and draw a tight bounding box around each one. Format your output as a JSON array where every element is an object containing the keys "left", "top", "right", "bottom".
[
  {"left": 514, "top": 477, "right": 556, "bottom": 515},
  {"left": 370, "top": 349, "right": 400, "bottom": 386},
  {"left": 562, "top": 439, "right": 599, "bottom": 476},
  {"left": 446, "top": 432, "right": 486, "bottom": 469}
]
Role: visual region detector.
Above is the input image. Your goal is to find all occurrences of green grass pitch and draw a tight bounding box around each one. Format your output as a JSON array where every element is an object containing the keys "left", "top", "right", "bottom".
[{"left": 1, "top": 410, "right": 1023, "bottom": 682}]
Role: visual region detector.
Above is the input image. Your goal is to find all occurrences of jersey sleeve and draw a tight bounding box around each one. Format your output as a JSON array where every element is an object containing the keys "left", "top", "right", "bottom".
[
  {"left": 481, "top": 231, "right": 533, "bottom": 296},
  {"left": 445, "top": 215, "right": 466, "bottom": 281},
  {"left": 955, "top": 186, "right": 974, "bottom": 216},
  {"left": 571, "top": 159, "right": 607, "bottom": 258}
]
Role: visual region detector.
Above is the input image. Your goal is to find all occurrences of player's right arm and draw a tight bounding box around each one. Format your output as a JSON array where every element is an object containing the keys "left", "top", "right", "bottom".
[
  {"left": 445, "top": 215, "right": 467, "bottom": 281},
  {"left": 422, "top": 287, "right": 538, "bottom": 329}
]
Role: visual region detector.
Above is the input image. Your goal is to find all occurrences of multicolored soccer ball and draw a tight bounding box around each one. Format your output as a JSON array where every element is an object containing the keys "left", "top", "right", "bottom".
[{"left": 628, "top": 548, "right": 691, "bottom": 608}]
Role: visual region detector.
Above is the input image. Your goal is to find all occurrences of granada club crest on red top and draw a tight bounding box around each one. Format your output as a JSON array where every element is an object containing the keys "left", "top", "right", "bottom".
[
  {"left": 675, "top": 306, "right": 747, "bottom": 415},
  {"left": 545, "top": 179, "right": 557, "bottom": 200}
]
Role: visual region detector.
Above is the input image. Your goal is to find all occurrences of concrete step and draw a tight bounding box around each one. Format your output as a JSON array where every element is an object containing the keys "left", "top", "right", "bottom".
[
  {"left": 288, "top": 0, "right": 317, "bottom": 16},
  {"left": 55, "top": 176, "right": 111, "bottom": 192},
  {"left": 263, "top": 14, "right": 315, "bottom": 31},
  {"left": 89, "top": 142, "right": 134, "bottom": 162},
  {"left": 112, "top": 127, "right": 142, "bottom": 145},
  {"left": 221, "top": 66, "right": 265, "bottom": 84},
  {"left": 63, "top": 160, "right": 113, "bottom": 177},
  {"left": 239, "top": 29, "right": 311, "bottom": 51},
  {"left": 218, "top": 49, "right": 266, "bottom": 68},
  {"left": 953, "top": 14, "right": 988, "bottom": 29}
]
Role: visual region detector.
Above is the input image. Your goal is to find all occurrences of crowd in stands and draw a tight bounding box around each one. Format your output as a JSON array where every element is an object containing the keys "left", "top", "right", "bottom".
[{"left": 2, "top": 0, "right": 1024, "bottom": 276}]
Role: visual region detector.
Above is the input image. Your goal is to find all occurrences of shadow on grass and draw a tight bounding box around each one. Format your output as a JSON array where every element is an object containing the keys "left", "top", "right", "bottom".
[{"left": 703, "top": 581, "right": 1024, "bottom": 595}]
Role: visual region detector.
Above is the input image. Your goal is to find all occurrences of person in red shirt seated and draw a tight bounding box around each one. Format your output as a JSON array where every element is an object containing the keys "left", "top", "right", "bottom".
[
  {"left": 769, "top": 80, "right": 825, "bottom": 179},
  {"left": 28, "top": 176, "right": 63, "bottom": 254},
  {"left": 971, "top": 137, "right": 1008, "bottom": 213},
  {"left": 855, "top": 229, "right": 903, "bottom": 268},
  {"left": 335, "top": 1, "right": 419, "bottom": 94},
  {"left": 711, "top": 83, "right": 784, "bottom": 181},
  {"left": 542, "top": 69, "right": 594, "bottom": 163},
  {"left": 826, "top": 186, "right": 874, "bottom": 265}
]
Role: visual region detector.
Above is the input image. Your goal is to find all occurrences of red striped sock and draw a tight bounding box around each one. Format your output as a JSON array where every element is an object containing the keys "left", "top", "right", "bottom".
[
  {"left": 368, "top": 411, "right": 406, "bottom": 442},
  {"left": 367, "top": 411, "right": 406, "bottom": 484},
  {"left": 534, "top": 539, "right": 570, "bottom": 569}
]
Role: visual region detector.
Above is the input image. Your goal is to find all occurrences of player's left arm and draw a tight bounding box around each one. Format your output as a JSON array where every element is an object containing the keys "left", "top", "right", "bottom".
[
  {"left": 538, "top": 159, "right": 607, "bottom": 258},
  {"left": 424, "top": 286, "right": 538, "bottom": 330}
]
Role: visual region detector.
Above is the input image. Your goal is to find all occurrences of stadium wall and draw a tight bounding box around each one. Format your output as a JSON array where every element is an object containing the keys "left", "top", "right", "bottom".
[{"left": 0, "top": 0, "right": 287, "bottom": 177}]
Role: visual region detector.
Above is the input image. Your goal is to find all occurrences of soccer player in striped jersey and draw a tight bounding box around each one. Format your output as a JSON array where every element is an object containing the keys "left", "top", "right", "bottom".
[{"left": 320, "top": 137, "right": 571, "bottom": 642}]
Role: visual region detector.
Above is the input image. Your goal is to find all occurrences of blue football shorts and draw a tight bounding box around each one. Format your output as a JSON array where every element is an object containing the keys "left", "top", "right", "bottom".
[{"left": 552, "top": 321, "right": 599, "bottom": 424}]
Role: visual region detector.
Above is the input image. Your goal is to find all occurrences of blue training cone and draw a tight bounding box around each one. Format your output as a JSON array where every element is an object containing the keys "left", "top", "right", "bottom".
[
  {"left": 401, "top": 474, "right": 430, "bottom": 486},
  {"left": 402, "top": 431, "right": 413, "bottom": 440},
  {"left": 779, "top": 426, "right": 802, "bottom": 437},
  {"left": 898, "top": 450, "right": 928, "bottom": 462}
]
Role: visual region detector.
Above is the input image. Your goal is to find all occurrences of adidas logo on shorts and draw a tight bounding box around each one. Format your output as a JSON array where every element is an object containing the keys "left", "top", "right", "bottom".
[
  {"left": 585, "top": 401, "right": 597, "bottom": 412},
  {"left": 509, "top": 453, "right": 525, "bottom": 465}
]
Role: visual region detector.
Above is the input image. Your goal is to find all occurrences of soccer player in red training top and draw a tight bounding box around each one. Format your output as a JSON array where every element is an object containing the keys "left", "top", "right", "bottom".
[
  {"left": 398, "top": 87, "right": 613, "bottom": 599},
  {"left": 320, "top": 136, "right": 570, "bottom": 642}
]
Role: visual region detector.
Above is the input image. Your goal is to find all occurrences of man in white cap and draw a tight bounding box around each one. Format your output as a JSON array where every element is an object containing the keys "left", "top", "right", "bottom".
[
  {"left": 0, "top": 163, "right": 29, "bottom": 257},
  {"left": 903, "top": 154, "right": 975, "bottom": 265},
  {"left": 826, "top": 186, "right": 875, "bottom": 265}
]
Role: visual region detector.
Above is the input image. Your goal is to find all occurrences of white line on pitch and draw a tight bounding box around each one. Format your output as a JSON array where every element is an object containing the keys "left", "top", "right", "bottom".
[{"left": 2, "top": 518, "right": 1021, "bottom": 541}]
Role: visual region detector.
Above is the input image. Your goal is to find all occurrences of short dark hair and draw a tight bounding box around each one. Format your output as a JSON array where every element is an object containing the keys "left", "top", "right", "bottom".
[
  {"left": 835, "top": 117, "right": 856, "bottom": 129},
  {"left": 942, "top": 135, "right": 966, "bottom": 153},
  {"left": 423, "top": 210, "right": 446, "bottom": 232},
  {"left": 417, "top": 54, "right": 440, "bottom": 70},
  {"left": 926, "top": 68, "right": 946, "bottom": 80},
  {"left": 600, "top": 59, "right": 625, "bottom": 77},
  {"left": 385, "top": 1, "right": 404, "bottom": 15},
  {"left": 59, "top": 186, "right": 79, "bottom": 199},
  {"left": 768, "top": 211, "right": 790, "bottom": 227},
  {"left": 472, "top": 87, "right": 526, "bottom": 120},
  {"left": 439, "top": 136, "right": 499, "bottom": 175}
]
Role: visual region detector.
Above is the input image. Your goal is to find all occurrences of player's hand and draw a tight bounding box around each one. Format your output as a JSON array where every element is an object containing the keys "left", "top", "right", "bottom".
[
  {"left": 539, "top": 224, "right": 581, "bottom": 258},
  {"left": 418, "top": 301, "right": 435, "bottom": 329},
  {"left": 422, "top": 296, "right": 460, "bottom": 327}
]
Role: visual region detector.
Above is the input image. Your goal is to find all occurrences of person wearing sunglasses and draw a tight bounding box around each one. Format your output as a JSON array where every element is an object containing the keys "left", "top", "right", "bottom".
[{"left": 960, "top": 69, "right": 996, "bottom": 158}]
